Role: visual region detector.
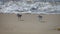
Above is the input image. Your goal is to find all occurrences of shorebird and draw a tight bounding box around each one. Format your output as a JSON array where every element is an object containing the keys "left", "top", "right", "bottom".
[
  {"left": 38, "top": 15, "right": 42, "bottom": 21},
  {"left": 17, "top": 14, "right": 23, "bottom": 21}
]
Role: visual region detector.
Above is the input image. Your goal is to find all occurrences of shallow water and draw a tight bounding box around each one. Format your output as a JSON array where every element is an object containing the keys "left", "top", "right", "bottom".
[{"left": 0, "top": 14, "right": 60, "bottom": 34}]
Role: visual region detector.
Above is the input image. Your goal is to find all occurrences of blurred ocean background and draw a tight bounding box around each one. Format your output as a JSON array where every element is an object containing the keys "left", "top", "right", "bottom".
[{"left": 0, "top": 0, "right": 60, "bottom": 14}]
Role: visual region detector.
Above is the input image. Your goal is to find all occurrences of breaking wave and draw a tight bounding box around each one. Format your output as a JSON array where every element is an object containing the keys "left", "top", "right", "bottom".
[{"left": 0, "top": 0, "right": 60, "bottom": 14}]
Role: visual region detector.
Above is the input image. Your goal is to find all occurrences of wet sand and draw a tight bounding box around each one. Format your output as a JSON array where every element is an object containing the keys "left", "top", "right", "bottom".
[{"left": 0, "top": 14, "right": 60, "bottom": 34}]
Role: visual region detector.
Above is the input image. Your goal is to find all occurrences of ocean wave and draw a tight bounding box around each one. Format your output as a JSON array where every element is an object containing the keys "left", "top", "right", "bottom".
[{"left": 0, "top": 1, "right": 60, "bottom": 14}]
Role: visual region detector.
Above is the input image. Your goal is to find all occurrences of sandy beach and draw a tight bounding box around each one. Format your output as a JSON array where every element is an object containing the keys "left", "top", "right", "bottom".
[{"left": 0, "top": 14, "right": 60, "bottom": 34}]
